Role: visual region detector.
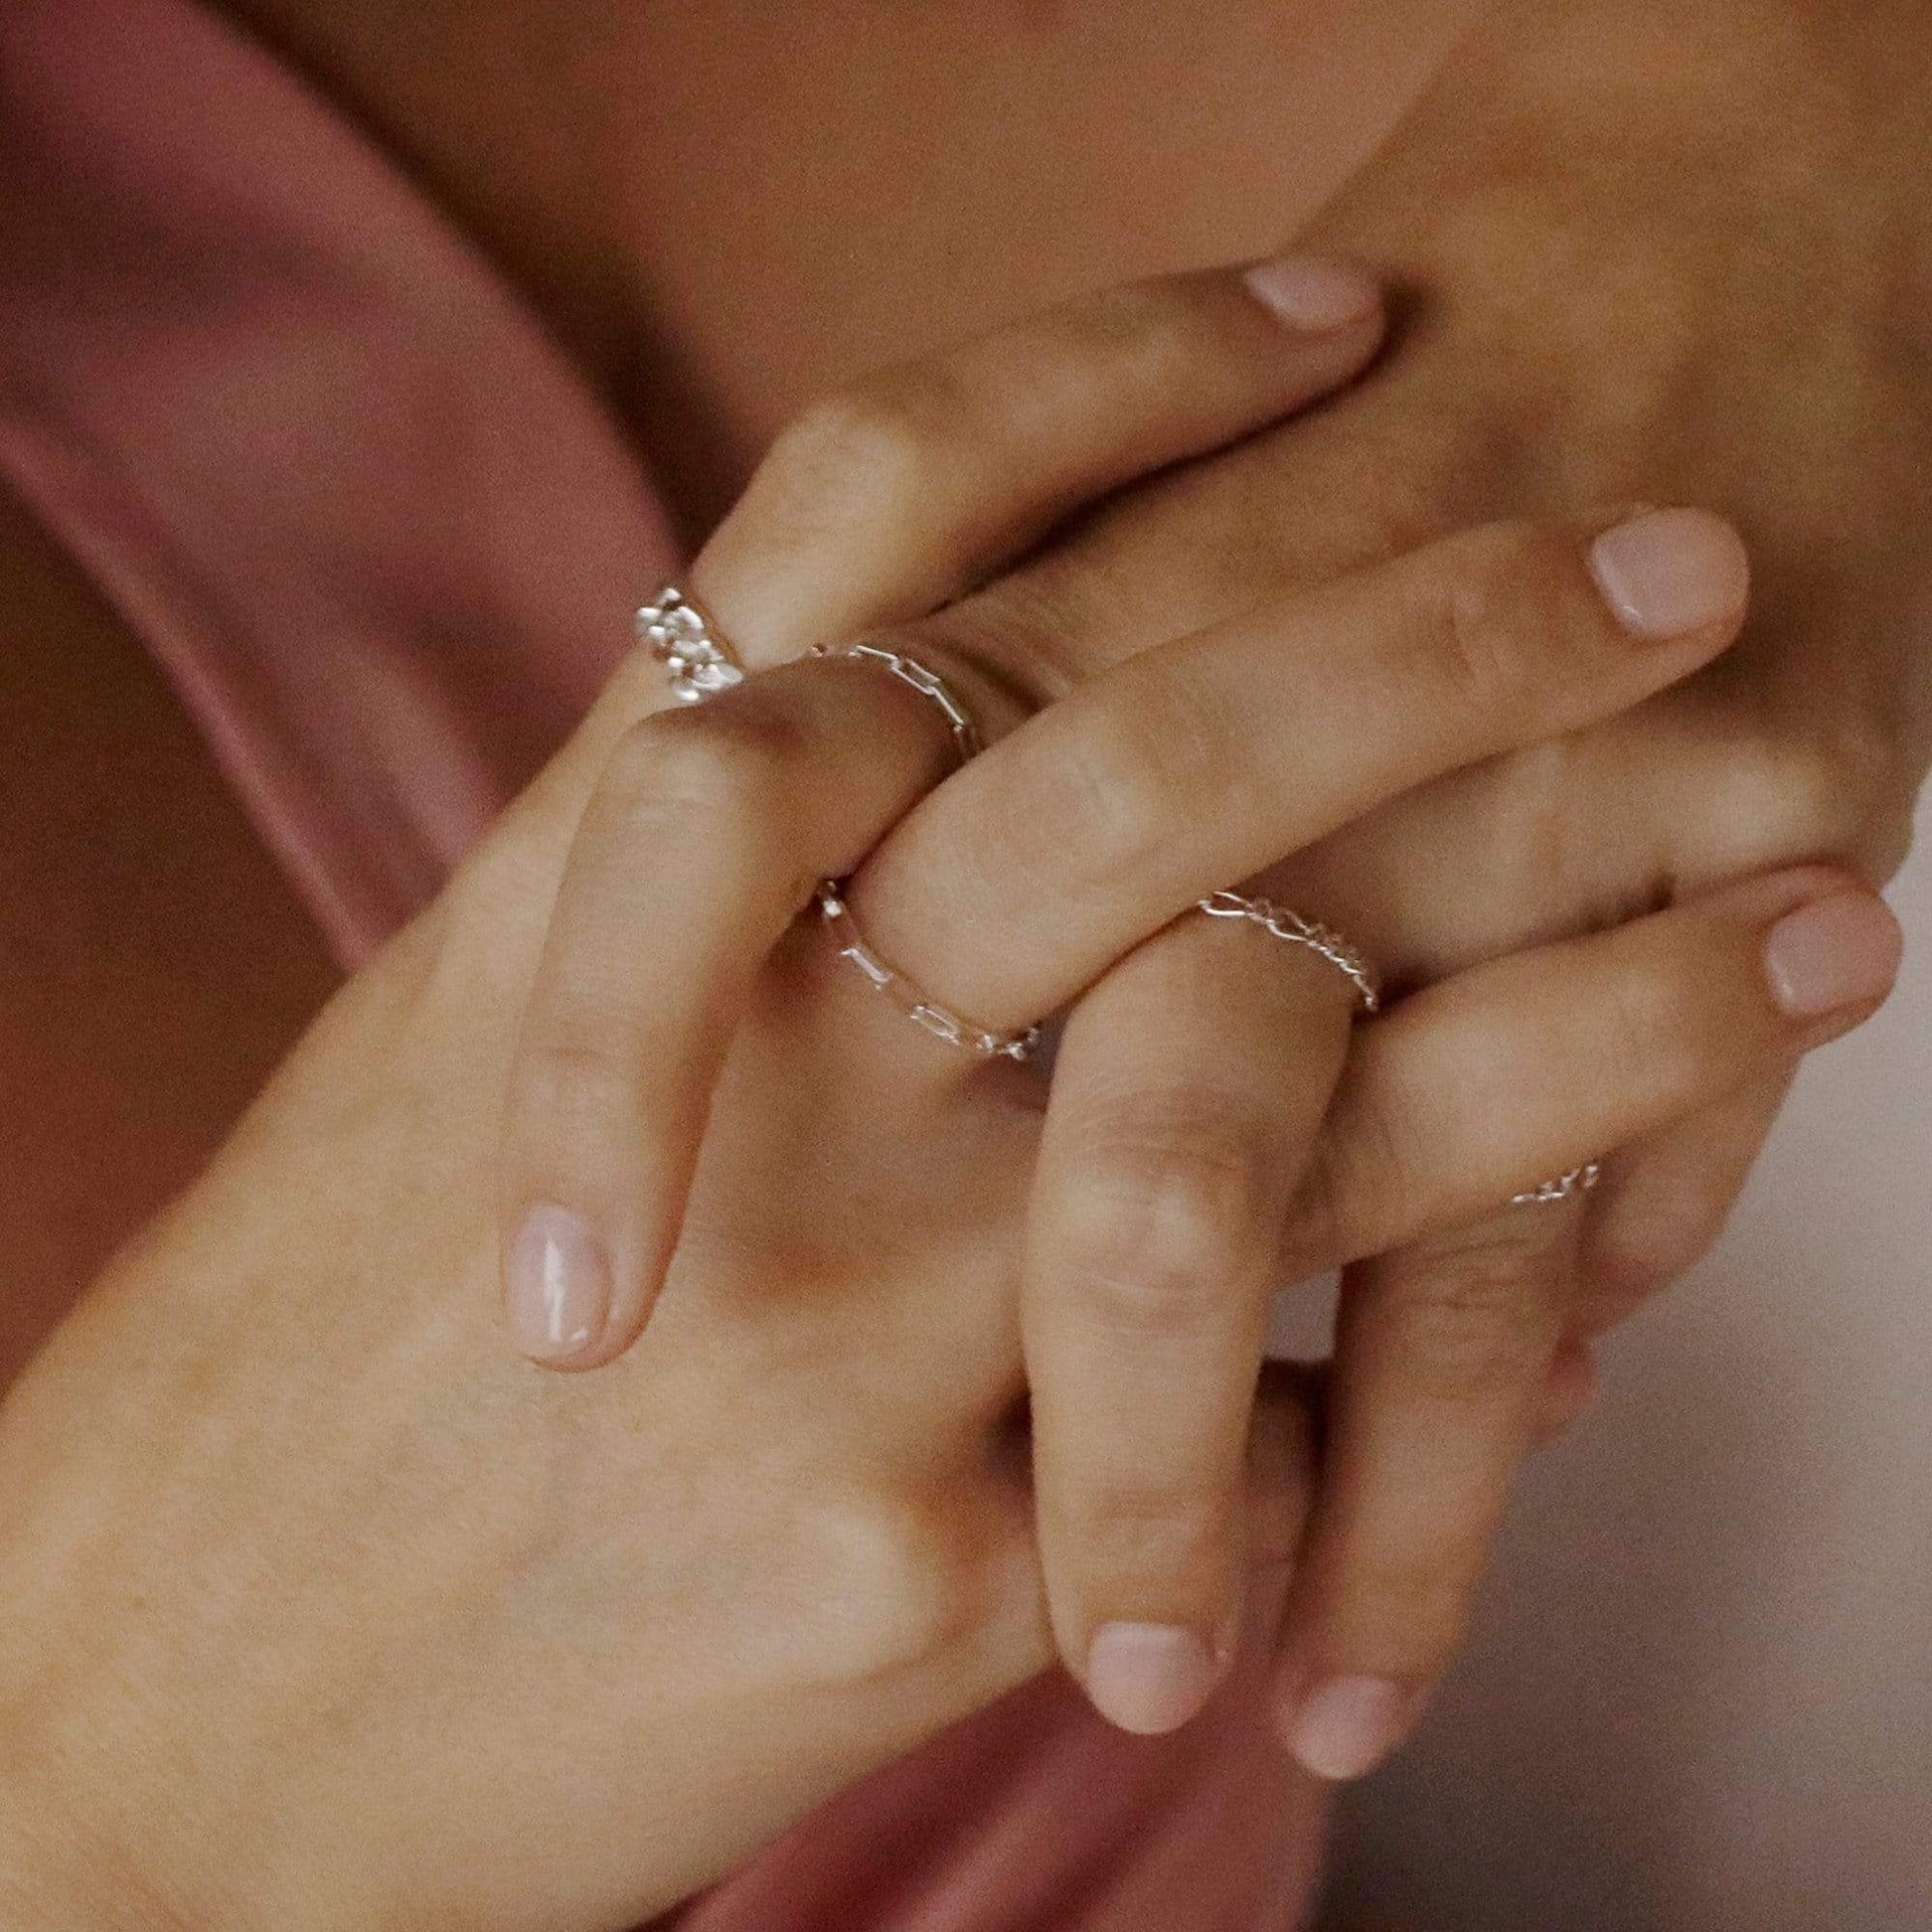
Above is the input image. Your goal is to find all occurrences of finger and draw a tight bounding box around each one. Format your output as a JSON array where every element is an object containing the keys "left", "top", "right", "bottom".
[
  {"left": 1273, "top": 1198, "right": 1583, "bottom": 1781},
  {"left": 1571, "top": 1062, "right": 1796, "bottom": 1338},
  {"left": 1254, "top": 692, "right": 1889, "bottom": 994},
  {"left": 1023, "top": 907, "right": 1358, "bottom": 1734},
  {"left": 478, "top": 258, "right": 1382, "bottom": 898},
  {"left": 854, "top": 508, "right": 1751, "bottom": 1034},
  {"left": 1531, "top": 1337, "right": 1601, "bottom": 1443},
  {"left": 499, "top": 655, "right": 958, "bottom": 1368},
  {"left": 1282, "top": 867, "right": 1903, "bottom": 1279},
  {"left": 694, "top": 254, "right": 1386, "bottom": 659}
]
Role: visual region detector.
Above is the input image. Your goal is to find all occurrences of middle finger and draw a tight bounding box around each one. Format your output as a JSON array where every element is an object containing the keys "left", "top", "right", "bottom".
[{"left": 1024, "top": 903, "right": 1359, "bottom": 1733}]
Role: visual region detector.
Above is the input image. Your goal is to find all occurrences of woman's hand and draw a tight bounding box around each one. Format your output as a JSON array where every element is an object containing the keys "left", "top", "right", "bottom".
[
  {"left": 0, "top": 262, "right": 1386, "bottom": 1925},
  {"left": 495, "top": 262, "right": 1899, "bottom": 1767},
  {"left": 803, "top": 0, "right": 1932, "bottom": 1770}
]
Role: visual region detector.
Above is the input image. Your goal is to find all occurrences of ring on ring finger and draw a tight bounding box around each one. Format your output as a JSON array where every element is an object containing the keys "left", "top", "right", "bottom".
[{"left": 1512, "top": 1163, "right": 1603, "bottom": 1208}]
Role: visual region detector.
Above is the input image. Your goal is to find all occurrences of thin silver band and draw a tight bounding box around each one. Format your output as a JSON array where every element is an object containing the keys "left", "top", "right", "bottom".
[
  {"left": 816, "top": 882, "right": 1041, "bottom": 1062},
  {"left": 636, "top": 585, "right": 746, "bottom": 703},
  {"left": 1512, "top": 1163, "right": 1603, "bottom": 1208},
  {"left": 1196, "top": 890, "right": 1381, "bottom": 1016},
  {"left": 805, "top": 643, "right": 1013, "bottom": 1056},
  {"left": 810, "top": 642, "right": 983, "bottom": 764},
  {"left": 639, "top": 587, "right": 1016, "bottom": 1062}
]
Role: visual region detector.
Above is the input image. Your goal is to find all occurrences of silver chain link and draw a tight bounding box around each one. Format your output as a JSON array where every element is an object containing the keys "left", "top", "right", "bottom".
[
  {"left": 1511, "top": 1163, "right": 1603, "bottom": 1208},
  {"left": 816, "top": 883, "right": 1041, "bottom": 1062},
  {"left": 1196, "top": 889, "right": 1381, "bottom": 1015},
  {"left": 809, "top": 641, "right": 982, "bottom": 763}
]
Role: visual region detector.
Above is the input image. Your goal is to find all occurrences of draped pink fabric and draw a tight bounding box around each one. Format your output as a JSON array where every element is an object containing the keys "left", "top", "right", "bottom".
[{"left": 0, "top": 0, "right": 1330, "bottom": 1922}]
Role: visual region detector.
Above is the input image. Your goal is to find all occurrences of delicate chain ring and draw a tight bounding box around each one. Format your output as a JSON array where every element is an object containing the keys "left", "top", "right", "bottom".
[
  {"left": 816, "top": 883, "right": 1042, "bottom": 1062},
  {"left": 1196, "top": 890, "right": 1381, "bottom": 1016},
  {"left": 636, "top": 584, "right": 746, "bottom": 704},
  {"left": 639, "top": 586, "right": 1017, "bottom": 1062},
  {"left": 809, "top": 641, "right": 983, "bottom": 764},
  {"left": 807, "top": 640, "right": 1016, "bottom": 1058},
  {"left": 1512, "top": 1163, "right": 1603, "bottom": 1208}
]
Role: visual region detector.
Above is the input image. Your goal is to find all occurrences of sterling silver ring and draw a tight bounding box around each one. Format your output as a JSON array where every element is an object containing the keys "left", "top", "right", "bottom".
[
  {"left": 809, "top": 641, "right": 983, "bottom": 764},
  {"left": 642, "top": 586, "right": 1014, "bottom": 1062},
  {"left": 1512, "top": 1163, "right": 1603, "bottom": 1208},
  {"left": 636, "top": 585, "right": 746, "bottom": 703},
  {"left": 816, "top": 882, "right": 1041, "bottom": 1062},
  {"left": 1197, "top": 890, "right": 1381, "bottom": 1016}
]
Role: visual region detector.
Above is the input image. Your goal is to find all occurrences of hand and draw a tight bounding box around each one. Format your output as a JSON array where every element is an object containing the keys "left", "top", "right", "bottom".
[
  {"left": 0, "top": 269, "right": 1381, "bottom": 1929},
  {"left": 794, "top": 0, "right": 1931, "bottom": 1770},
  {"left": 497, "top": 254, "right": 1899, "bottom": 1774}
]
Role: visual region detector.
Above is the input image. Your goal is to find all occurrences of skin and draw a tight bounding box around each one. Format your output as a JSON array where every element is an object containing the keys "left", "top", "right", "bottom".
[
  {"left": 876, "top": 0, "right": 1932, "bottom": 1759},
  {"left": 0, "top": 292, "right": 1896, "bottom": 1925},
  {"left": 2, "top": 0, "right": 1922, "bottom": 1857}
]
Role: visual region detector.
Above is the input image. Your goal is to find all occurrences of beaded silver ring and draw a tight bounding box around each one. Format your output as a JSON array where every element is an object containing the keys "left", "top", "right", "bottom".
[{"left": 636, "top": 585, "right": 745, "bottom": 704}]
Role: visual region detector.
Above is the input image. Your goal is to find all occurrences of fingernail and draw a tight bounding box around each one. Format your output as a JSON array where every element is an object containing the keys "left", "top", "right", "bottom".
[
  {"left": 1242, "top": 255, "right": 1381, "bottom": 331},
  {"left": 1085, "top": 1623, "right": 1218, "bottom": 1735},
  {"left": 1763, "top": 893, "right": 1903, "bottom": 1020},
  {"left": 507, "top": 1206, "right": 612, "bottom": 1363},
  {"left": 1284, "top": 1676, "right": 1414, "bottom": 1781},
  {"left": 1588, "top": 508, "right": 1749, "bottom": 639}
]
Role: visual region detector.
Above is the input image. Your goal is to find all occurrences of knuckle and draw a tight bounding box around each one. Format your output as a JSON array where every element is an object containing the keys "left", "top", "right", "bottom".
[
  {"left": 913, "top": 565, "right": 1113, "bottom": 709},
  {"left": 1000, "top": 677, "right": 1230, "bottom": 892},
  {"left": 1337, "top": 1545, "right": 1483, "bottom": 1672},
  {"left": 602, "top": 703, "right": 803, "bottom": 838},
  {"left": 1058, "top": 1092, "right": 1276, "bottom": 1340},
  {"left": 512, "top": 1030, "right": 634, "bottom": 1136},
  {"left": 1067, "top": 1475, "right": 1231, "bottom": 1583},
  {"left": 1407, "top": 521, "right": 1581, "bottom": 722},
  {"left": 1585, "top": 1186, "right": 1735, "bottom": 1309},
  {"left": 1286, "top": 1079, "right": 1425, "bottom": 1276},
  {"left": 772, "top": 371, "right": 961, "bottom": 506},
  {"left": 1056, "top": 279, "right": 1203, "bottom": 387},
  {"left": 779, "top": 1479, "right": 1019, "bottom": 1688},
  {"left": 1368, "top": 1244, "right": 1560, "bottom": 1407},
  {"left": 1595, "top": 959, "right": 1712, "bottom": 1110},
  {"left": 1707, "top": 732, "right": 1893, "bottom": 872}
]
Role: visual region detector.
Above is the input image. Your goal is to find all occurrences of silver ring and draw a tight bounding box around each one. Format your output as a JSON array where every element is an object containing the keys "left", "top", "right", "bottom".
[
  {"left": 816, "top": 882, "right": 1041, "bottom": 1063},
  {"left": 637, "top": 584, "right": 746, "bottom": 704},
  {"left": 808, "top": 643, "right": 1007, "bottom": 1059},
  {"left": 1197, "top": 890, "right": 1381, "bottom": 1016},
  {"left": 646, "top": 593, "right": 1008, "bottom": 1062},
  {"left": 809, "top": 641, "right": 983, "bottom": 764},
  {"left": 1512, "top": 1163, "right": 1603, "bottom": 1208}
]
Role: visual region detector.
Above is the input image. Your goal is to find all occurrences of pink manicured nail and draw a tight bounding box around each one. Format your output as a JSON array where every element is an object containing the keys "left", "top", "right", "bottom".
[
  {"left": 1242, "top": 255, "right": 1381, "bottom": 331},
  {"left": 1086, "top": 1623, "right": 1218, "bottom": 1735},
  {"left": 507, "top": 1206, "right": 612, "bottom": 1363},
  {"left": 1588, "top": 509, "right": 1749, "bottom": 639},
  {"left": 1763, "top": 893, "right": 1903, "bottom": 1019},
  {"left": 1284, "top": 1676, "right": 1414, "bottom": 1781}
]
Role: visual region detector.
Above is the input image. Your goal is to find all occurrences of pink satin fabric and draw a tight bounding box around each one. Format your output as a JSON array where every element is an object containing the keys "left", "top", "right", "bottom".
[{"left": 0, "top": 0, "right": 1329, "bottom": 1923}]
